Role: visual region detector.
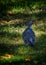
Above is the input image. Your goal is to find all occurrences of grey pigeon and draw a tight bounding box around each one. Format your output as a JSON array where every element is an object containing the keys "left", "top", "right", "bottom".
[{"left": 22, "top": 21, "right": 35, "bottom": 46}]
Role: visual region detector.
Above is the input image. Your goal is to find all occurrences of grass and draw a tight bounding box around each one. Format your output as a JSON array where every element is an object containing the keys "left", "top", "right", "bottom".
[
  {"left": 0, "top": 23, "right": 46, "bottom": 65},
  {"left": 0, "top": 6, "right": 46, "bottom": 64}
]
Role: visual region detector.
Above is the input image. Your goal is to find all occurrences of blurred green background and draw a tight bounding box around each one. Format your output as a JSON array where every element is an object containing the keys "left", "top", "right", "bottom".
[{"left": 0, "top": 0, "right": 46, "bottom": 65}]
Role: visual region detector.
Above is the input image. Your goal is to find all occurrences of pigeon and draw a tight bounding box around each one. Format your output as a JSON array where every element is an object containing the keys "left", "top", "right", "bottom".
[{"left": 22, "top": 21, "right": 35, "bottom": 46}]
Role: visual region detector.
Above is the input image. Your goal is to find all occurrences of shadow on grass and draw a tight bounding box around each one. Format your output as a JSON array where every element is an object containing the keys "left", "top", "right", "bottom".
[
  {"left": 0, "top": 43, "right": 25, "bottom": 55},
  {"left": 0, "top": 10, "right": 46, "bottom": 22},
  {"left": 0, "top": 57, "right": 46, "bottom": 65},
  {"left": 0, "top": 31, "right": 21, "bottom": 38},
  {"left": 0, "top": 60, "right": 41, "bottom": 65},
  {"left": 35, "top": 34, "right": 46, "bottom": 50}
]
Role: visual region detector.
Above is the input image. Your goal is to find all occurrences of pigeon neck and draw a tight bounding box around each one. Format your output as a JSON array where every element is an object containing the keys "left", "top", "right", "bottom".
[{"left": 28, "top": 25, "right": 31, "bottom": 28}]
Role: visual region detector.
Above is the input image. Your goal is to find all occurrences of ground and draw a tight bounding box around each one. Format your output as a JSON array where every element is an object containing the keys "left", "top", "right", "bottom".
[{"left": 0, "top": 8, "right": 46, "bottom": 65}]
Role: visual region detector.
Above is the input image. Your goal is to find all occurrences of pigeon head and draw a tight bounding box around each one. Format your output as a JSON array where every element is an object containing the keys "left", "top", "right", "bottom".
[{"left": 28, "top": 21, "right": 33, "bottom": 27}]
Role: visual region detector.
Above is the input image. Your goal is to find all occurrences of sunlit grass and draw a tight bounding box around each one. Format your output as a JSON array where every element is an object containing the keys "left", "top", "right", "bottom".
[{"left": 12, "top": 7, "right": 43, "bottom": 14}]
